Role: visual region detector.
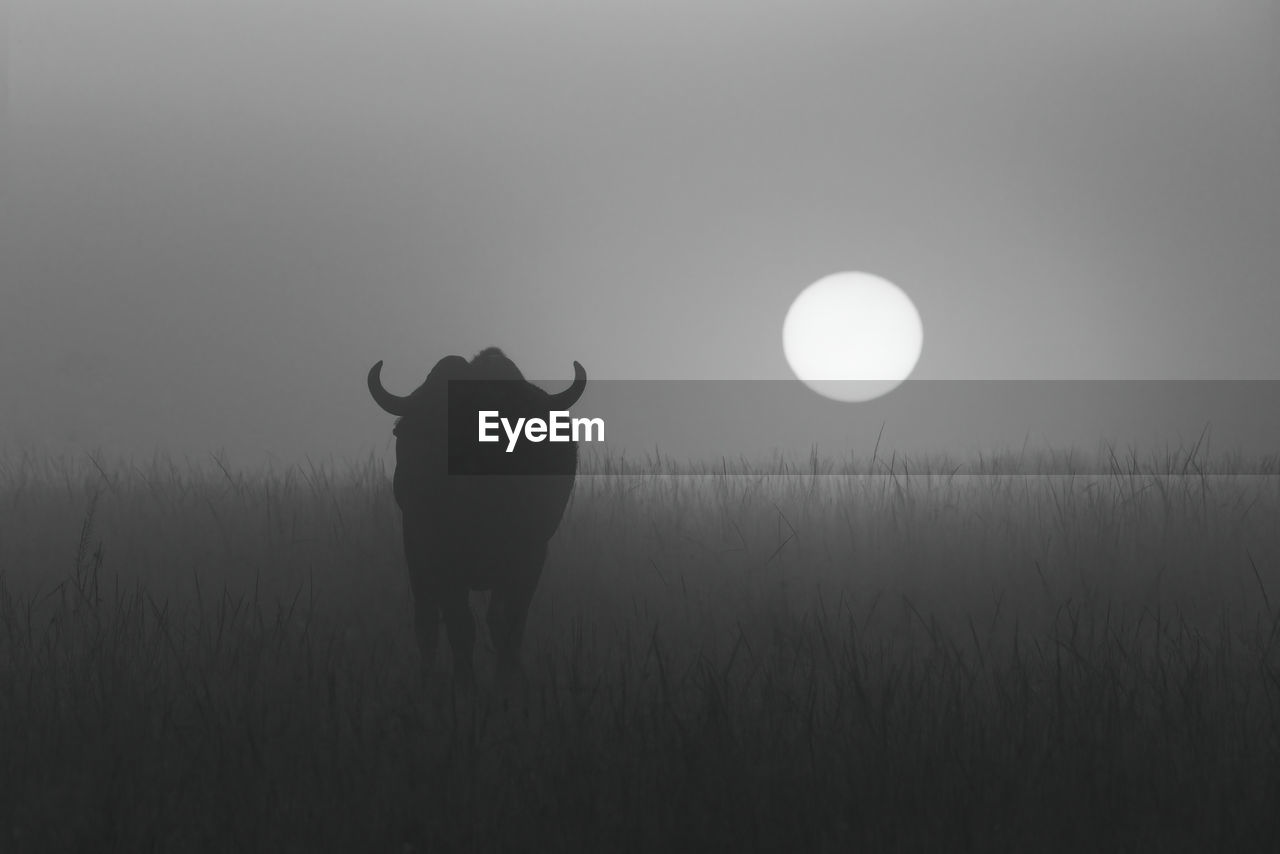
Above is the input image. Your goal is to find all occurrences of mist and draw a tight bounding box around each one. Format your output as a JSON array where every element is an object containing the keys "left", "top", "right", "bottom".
[{"left": 2, "top": 0, "right": 1277, "bottom": 464}]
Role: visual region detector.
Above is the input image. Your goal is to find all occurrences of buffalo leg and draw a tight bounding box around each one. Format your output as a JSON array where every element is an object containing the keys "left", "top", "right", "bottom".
[
  {"left": 488, "top": 544, "right": 546, "bottom": 681},
  {"left": 401, "top": 516, "right": 441, "bottom": 680},
  {"left": 440, "top": 585, "right": 476, "bottom": 688}
]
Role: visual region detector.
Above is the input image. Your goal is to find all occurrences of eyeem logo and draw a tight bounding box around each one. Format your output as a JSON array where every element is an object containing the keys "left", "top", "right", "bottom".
[{"left": 478, "top": 411, "right": 605, "bottom": 453}]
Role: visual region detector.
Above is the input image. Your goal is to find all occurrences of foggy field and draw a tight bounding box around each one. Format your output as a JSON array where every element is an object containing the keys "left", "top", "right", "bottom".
[{"left": 2, "top": 450, "right": 1280, "bottom": 852}]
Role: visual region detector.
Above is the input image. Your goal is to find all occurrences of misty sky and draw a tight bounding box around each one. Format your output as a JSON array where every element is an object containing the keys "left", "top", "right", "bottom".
[{"left": 2, "top": 1, "right": 1278, "bottom": 464}]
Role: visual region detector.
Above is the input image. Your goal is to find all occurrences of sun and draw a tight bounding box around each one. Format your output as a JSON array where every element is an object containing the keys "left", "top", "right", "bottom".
[{"left": 782, "top": 271, "right": 924, "bottom": 402}]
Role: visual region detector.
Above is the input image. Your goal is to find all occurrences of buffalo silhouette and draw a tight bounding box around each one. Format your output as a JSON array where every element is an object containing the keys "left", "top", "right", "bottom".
[{"left": 368, "top": 347, "right": 587, "bottom": 686}]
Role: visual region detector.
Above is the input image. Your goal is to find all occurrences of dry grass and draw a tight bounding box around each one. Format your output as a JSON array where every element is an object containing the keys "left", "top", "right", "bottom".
[{"left": 1, "top": 447, "right": 1279, "bottom": 852}]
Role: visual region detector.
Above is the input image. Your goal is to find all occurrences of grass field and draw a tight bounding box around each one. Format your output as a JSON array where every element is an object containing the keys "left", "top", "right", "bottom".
[{"left": 2, "top": 448, "right": 1279, "bottom": 851}]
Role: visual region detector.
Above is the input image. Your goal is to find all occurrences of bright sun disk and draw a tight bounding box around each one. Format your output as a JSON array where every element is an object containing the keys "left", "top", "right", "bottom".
[{"left": 782, "top": 271, "right": 924, "bottom": 402}]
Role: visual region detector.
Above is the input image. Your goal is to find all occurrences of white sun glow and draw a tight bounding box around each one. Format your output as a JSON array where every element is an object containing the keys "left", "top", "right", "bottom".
[{"left": 782, "top": 271, "right": 924, "bottom": 402}]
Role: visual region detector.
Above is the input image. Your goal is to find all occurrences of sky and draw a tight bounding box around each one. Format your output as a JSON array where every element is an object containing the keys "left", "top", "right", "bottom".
[{"left": 2, "top": 1, "right": 1278, "bottom": 466}]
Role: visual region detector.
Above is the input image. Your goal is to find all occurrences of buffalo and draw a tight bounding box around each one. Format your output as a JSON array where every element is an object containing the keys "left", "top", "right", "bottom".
[{"left": 368, "top": 347, "right": 586, "bottom": 687}]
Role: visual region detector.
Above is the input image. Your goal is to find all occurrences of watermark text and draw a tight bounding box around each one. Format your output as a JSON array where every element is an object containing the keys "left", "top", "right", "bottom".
[{"left": 478, "top": 411, "right": 605, "bottom": 452}]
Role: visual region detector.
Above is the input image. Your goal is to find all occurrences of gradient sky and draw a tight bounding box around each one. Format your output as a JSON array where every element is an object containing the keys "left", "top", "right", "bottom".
[{"left": 2, "top": 1, "right": 1277, "bottom": 464}]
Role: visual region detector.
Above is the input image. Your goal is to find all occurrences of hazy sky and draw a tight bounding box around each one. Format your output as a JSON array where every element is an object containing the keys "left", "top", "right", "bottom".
[{"left": 2, "top": 1, "right": 1277, "bottom": 463}]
